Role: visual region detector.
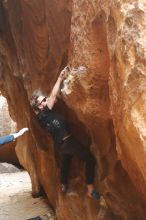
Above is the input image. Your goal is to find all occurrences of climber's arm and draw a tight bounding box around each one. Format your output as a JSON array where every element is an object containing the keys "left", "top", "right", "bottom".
[{"left": 47, "top": 67, "right": 69, "bottom": 110}]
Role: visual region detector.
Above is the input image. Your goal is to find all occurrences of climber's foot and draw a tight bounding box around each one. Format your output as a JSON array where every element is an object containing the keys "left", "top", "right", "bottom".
[{"left": 88, "top": 189, "right": 101, "bottom": 199}]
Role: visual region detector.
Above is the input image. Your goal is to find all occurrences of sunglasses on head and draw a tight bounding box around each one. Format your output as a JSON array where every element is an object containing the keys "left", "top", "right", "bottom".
[{"left": 37, "top": 97, "right": 47, "bottom": 106}]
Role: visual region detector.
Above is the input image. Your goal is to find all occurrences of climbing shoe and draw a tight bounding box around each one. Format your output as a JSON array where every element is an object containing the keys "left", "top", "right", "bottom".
[{"left": 91, "top": 189, "right": 101, "bottom": 199}]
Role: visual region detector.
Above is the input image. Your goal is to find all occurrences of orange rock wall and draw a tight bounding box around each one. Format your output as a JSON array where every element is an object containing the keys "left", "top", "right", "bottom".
[
  {"left": 0, "top": 0, "right": 146, "bottom": 219},
  {"left": 107, "top": 0, "right": 146, "bottom": 201}
]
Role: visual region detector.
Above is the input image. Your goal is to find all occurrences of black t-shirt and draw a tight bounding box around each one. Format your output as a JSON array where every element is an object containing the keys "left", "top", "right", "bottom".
[{"left": 37, "top": 106, "right": 70, "bottom": 145}]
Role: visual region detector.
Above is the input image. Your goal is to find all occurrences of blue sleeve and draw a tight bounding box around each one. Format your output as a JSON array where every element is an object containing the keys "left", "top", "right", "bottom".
[{"left": 0, "top": 135, "right": 14, "bottom": 146}]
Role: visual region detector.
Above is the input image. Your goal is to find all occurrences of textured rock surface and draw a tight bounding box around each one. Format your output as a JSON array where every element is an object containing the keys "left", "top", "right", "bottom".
[
  {"left": 108, "top": 0, "right": 146, "bottom": 200},
  {"left": 0, "top": 0, "right": 146, "bottom": 219},
  {"left": 0, "top": 141, "right": 19, "bottom": 165}
]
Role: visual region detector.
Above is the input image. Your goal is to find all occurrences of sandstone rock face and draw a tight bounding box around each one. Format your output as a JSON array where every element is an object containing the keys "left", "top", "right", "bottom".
[
  {"left": 0, "top": 141, "right": 19, "bottom": 166},
  {"left": 0, "top": 0, "right": 146, "bottom": 219},
  {"left": 108, "top": 0, "right": 146, "bottom": 200}
]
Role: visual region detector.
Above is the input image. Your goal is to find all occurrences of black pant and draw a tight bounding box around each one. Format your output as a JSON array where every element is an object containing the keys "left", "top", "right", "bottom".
[{"left": 58, "top": 137, "right": 96, "bottom": 185}]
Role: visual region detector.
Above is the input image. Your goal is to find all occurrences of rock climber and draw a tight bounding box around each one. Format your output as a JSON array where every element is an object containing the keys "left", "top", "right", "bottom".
[{"left": 31, "top": 67, "right": 100, "bottom": 199}]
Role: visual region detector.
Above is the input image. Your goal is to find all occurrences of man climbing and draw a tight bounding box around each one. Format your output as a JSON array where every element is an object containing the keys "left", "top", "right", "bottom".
[
  {"left": 0, "top": 128, "right": 29, "bottom": 145},
  {"left": 31, "top": 67, "right": 100, "bottom": 199}
]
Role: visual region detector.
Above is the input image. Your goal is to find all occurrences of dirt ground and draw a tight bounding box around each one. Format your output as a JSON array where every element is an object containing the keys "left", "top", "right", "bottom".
[{"left": 0, "top": 164, "right": 55, "bottom": 220}]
